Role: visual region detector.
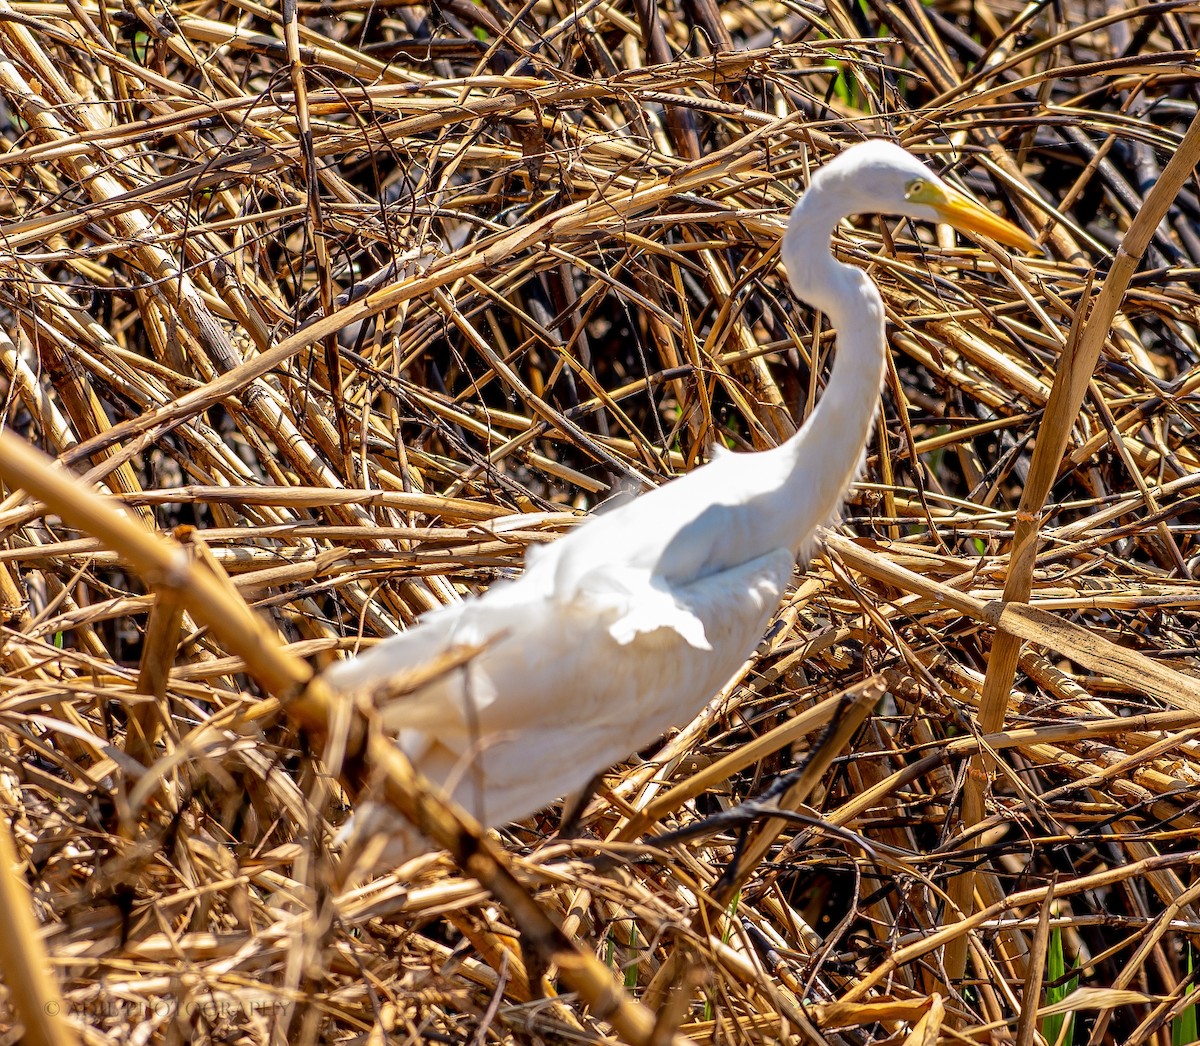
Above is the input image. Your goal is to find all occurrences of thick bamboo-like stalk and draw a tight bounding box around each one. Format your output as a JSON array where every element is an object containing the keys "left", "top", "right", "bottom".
[
  {"left": 949, "top": 106, "right": 1200, "bottom": 982},
  {"left": 0, "top": 813, "right": 78, "bottom": 1046},
  {"left": 0, "top": 428, "right": 687, "bottom": 1046}
]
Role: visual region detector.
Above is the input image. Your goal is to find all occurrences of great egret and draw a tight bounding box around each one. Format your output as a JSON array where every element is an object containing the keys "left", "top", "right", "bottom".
[{"left": 325, "top": 140, "right": 1035, "bottom": 861}]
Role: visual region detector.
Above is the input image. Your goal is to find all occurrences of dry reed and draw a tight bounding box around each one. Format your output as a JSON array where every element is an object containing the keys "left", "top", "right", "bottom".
[{"left": 1, "top": 0, "right": 1199, "bottom": 1042}]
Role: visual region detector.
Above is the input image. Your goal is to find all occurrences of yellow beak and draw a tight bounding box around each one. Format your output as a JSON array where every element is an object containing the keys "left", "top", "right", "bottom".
[{"left": 933, "top": 188, "right": 1039, "bottom": 253}]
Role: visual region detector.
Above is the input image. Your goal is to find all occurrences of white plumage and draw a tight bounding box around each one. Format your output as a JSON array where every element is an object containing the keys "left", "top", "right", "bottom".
[{"left": 324, "top": 140, "right": 1035, "bottom": 861}]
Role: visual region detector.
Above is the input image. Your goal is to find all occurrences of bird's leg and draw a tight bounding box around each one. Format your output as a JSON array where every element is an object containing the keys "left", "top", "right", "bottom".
[
  {"left": 556, "top": 772, "right": 606, "bottom": 840},
  {"left": 716, "top": 822, "right": 757, "bottom": 899}
]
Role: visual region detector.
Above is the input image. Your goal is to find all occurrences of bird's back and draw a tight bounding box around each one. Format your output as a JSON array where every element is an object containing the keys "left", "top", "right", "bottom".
[{"left": 325, "top": 544, "right": 796, "bottom": 852}]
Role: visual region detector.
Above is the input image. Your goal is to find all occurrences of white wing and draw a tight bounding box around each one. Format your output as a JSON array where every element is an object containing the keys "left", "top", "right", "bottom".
[{"left": 323, "top": 546, "right": 796, "bottom": 853}]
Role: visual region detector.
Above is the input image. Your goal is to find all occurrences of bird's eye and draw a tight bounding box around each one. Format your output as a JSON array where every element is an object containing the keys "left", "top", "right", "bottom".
[{"left": 904, "top": 178, "right": 925, "bottom": 200}]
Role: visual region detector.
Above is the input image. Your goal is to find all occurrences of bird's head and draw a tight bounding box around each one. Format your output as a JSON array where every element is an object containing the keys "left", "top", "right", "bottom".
[{"left": 809, "top": 139, "right": 1037, "bottom": 251}]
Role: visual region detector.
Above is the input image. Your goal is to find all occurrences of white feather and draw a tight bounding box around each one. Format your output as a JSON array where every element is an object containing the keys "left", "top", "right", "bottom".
[{"left": 322, "top": 141, "right": 1034, "bottom": 863}]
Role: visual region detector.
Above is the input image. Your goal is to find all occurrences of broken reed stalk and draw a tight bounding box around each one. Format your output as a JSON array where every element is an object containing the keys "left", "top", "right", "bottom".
[
  {"left": 824, "top": 536, "right": 1200, "bottom": 716},
  {"left": 0, "top": 813, "right": 78, "bottom": 1046},
  {"left": 0, "top": 427, "right": 686, "bottom": 1046},
  {"left": 947, "top": 106, "right": 1200, "bottom": 983}
]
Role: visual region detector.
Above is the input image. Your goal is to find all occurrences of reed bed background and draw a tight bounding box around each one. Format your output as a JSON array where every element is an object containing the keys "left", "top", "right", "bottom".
[{"left": 1, "top": 0, "right": 1199, "bottom": 1042}]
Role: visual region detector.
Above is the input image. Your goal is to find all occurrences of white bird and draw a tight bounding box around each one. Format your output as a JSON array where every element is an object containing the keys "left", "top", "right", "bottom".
[{"left": 325, "top": 140, "right": 1036, "bottom": 862}]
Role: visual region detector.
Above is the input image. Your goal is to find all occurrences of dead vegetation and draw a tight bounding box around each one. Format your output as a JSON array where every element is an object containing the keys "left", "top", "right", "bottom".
[{"left": 1, "top": 0, "right": 1200, "bottom": 1042}]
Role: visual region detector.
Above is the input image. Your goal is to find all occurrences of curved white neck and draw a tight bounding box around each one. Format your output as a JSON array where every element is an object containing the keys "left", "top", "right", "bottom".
[{"left": 766, "top": 191, "right": 889, "bottom": 557}]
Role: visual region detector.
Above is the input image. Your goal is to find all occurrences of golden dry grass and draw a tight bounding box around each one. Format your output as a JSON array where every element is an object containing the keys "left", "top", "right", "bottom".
[{"left": 1, "top": 0, "right": 1200, "bottom": 1042}]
